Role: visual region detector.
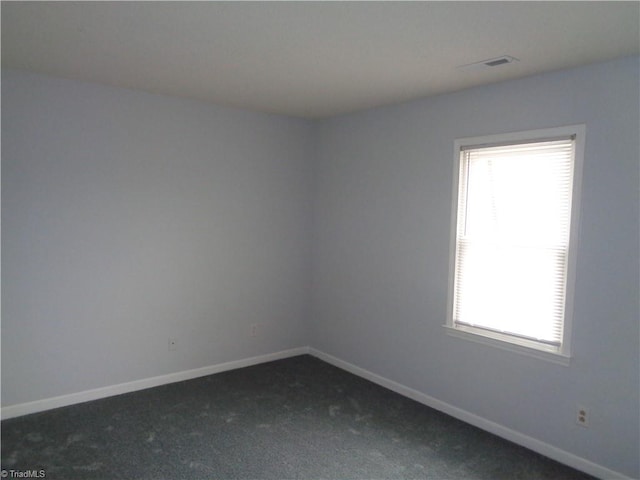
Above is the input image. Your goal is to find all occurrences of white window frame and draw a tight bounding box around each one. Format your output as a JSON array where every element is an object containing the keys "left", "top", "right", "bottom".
[{"left": 445, "top": 125, "right": 585, "bottom": 365}]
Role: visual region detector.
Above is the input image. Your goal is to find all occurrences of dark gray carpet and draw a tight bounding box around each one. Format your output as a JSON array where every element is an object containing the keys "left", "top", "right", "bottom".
[{"left": 2, "top": 355, "right": 595, "bottom": 479}]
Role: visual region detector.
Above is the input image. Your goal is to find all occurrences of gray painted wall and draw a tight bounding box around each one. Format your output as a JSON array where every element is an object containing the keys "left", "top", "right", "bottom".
[
  {"left": 3, "top": 56, "right": 639, "bottom": 477},
  {"left": 2, "top": 70, "right": 313, "bottom": 406},
  {"left": 311, "top": 56, "right": 639, "bottom": 478}
]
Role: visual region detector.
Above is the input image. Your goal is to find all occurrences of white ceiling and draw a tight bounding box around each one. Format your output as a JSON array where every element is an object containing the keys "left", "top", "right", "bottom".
[{"left": 2, "top": 1, "right": 639, "bottom": 119}]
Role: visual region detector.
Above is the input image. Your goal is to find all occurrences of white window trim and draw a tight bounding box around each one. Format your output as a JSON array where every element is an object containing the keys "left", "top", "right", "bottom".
[{"left": 444, "top": 125, "right": 585, "bottom": 365}]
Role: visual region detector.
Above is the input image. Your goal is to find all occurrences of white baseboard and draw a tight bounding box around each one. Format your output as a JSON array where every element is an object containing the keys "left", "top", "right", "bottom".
[
  {"left": 1, "top": 345, "right": 631, "bottom": 479},
  {"left": 308, "top": 348, "right": 632, "bottom": 480},
  {"left": 1, "top": 346, "right": 310, "bottom": 420}
]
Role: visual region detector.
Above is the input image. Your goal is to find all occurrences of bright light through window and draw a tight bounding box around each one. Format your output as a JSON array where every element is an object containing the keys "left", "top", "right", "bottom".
[{"left": 448, "top": 126, "right": 584, "bottom": 358}]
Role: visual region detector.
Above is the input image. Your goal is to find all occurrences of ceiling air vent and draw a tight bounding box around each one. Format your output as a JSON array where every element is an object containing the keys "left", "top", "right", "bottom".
[{"left": 457, "top": 55, "right": 519, "bottom": 70}]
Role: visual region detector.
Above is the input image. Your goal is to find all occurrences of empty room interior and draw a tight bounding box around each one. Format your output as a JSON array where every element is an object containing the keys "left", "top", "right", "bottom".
[{"left": 2, "top": 2, "right": 639, "bottom": 479}]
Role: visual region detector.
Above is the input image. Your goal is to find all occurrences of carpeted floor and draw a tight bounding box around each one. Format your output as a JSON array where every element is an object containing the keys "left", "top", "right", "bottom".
[{"left": 1, "top": 355, "right": 596, "bottom": 479}]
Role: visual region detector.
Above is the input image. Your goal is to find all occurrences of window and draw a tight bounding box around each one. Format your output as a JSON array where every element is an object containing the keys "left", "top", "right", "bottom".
[{"left": 446, "top": 126, "right": 584, "bottom": 362}]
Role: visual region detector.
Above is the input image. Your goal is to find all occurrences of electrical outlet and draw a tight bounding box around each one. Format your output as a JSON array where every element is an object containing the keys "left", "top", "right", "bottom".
[
  {"left": 168, "top": 338, "right": 177, "bottom": 351},
  {"left": 250, "top": 324, "right": 260, "bottom": 337},
  {"left": 576, "top": 405, "right": 589, "bottom": 427}
]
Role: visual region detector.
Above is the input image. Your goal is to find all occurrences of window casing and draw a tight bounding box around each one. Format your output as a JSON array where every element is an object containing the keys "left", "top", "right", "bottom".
[{"left": 446, "top": 126, "right": 584, "bottom": 363}]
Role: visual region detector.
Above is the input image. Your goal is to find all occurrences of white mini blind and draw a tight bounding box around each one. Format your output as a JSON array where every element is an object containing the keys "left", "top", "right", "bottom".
[{"left": 452, "top": 137, "right": 576, "bottom": 348}]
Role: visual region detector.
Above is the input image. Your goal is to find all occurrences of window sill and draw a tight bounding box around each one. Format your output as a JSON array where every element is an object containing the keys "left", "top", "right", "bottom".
[{"left": 443, "top": 324, "right": 571, "bottom": 366}]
